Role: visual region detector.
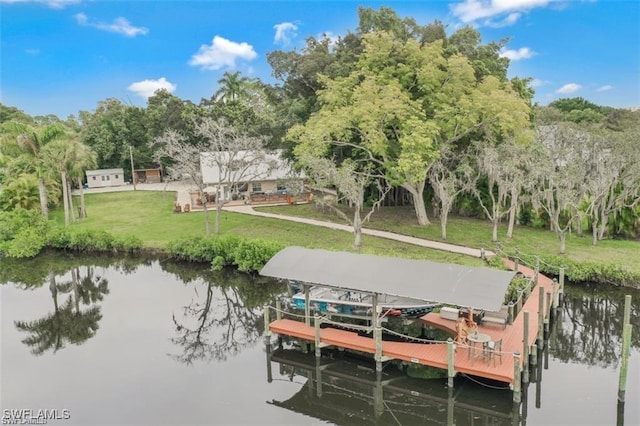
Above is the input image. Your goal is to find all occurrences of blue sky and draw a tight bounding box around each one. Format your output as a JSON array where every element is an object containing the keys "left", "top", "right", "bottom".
[{"left": 1, "top": 0, "right": 638, "bottom": 119}]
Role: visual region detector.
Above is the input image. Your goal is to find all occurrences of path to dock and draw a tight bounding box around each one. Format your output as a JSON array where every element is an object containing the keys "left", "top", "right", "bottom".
[{"left": 222, "top": 204, "right": 493, "bottom": 259}]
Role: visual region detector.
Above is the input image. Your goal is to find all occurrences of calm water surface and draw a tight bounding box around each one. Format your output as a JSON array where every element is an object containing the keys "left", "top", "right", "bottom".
[{"left": 1, "top": 253, "right": 638, "bottom": 425}]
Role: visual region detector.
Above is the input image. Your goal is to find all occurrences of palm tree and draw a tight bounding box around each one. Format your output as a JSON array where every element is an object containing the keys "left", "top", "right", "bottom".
[
  {"left": 42, "top": 138, "right": 97, "bottom": 225},
  {"left": 7, "top": 123, "right": 65, "bottom": 217},
  {"left": 213, "top": 71, "right": 251, "bottom": 103},
  {"left": 0, "top": 174, "right": 41, "bottom": 210}
]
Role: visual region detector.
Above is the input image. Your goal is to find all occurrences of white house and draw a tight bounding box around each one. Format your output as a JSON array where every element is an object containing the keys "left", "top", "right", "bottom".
[
  {"left": 85, "top": 168, "right": 125, "bottom": 188},
  {"left": 199, "top": 150, "right": 305, "bottom": 201}
]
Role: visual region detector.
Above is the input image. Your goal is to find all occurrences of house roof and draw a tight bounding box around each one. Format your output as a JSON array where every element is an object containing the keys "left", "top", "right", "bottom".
[
  {"left": 260, "top": 247, "right": 516, "bottom": 312},
  {"left": 86, "top": 168, "right": 124, "bottom": 176},
  {"left": 200, "top": 150, "right": 304, "bottom": 185}
]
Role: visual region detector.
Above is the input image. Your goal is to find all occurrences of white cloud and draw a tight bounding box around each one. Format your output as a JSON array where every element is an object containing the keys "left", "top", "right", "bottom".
[
  {"left": 25, "top": 48, "right": 40, "bottom": 55},
  {"left": 451, "top": 0, "right": 555, "bottom": 25},
  {"left": 189, "top": 36, "right": 257, "bottom": 70},
  {"left": 530, "top": 78, "right": 545, "bottom": 88},
  {"left": 75, "top": 13, "right": 148, "bottom": 37},
  {"left": 0, "top": 0, "right": 80, "bottom": 9},
  {"left": 318, "top": 31, "right": 340, "bottom": 48},
  {"left": 596, "top": 85, "right": 613, "bottom": 92},
  {"left": 556, "top": 83, "right": 582, "bottom": 94},
  {"left": 486, "top": 12, "right": 522, "bottom": 27},
  {"left": 274, "top": 22, "right": 298, "bottom": 45},
  {"left": 499, "top": 46, "right": 536, "bottom": 61},
  {"left": 127, "top": 77, "right": 176, "bottom": 99}
]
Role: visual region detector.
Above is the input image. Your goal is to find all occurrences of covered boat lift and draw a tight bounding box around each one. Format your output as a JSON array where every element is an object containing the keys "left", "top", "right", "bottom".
[{"left": 260, "top": 246, "right": 517, "bottom": 314}]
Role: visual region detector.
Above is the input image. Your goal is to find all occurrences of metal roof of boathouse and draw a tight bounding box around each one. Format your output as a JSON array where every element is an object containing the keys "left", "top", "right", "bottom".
[{"left": 260, "top": 246, "right": 516, "bottom": 312}]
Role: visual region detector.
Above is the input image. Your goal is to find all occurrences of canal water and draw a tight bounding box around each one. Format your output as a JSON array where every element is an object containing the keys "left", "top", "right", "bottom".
[{"left": 1, "top": 252, "right": 638, "bottom": 425}]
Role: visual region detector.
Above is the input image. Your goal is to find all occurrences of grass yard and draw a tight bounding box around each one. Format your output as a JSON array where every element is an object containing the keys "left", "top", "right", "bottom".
[
  {"left": 256, "top": 204, "right": 640, "bottom": 274},
  {"left": 53, "top": 191, "right": 485, "bottom": 267}
]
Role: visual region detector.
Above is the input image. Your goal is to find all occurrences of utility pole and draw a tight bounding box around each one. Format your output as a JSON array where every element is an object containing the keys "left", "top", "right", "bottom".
[{"left": 130, "top": 145, "right": 137, "bottom": 190}]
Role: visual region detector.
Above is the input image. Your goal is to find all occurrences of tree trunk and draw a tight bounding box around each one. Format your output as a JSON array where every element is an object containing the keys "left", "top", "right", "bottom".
[
  {"left": 492, "top": 219, "right": 499, "bottom": 242},
  {"left": 353, "top": 206, "right": 363, "bottom": 249},
  {"left": 559, "top": 231, "right": 567, "bottom": 255},
  {"left": 67, "top": 178, "right": 76, "bottom": 223},
  {"left": 38, "top": 178, "right": 49, "bottom": 217},
  {"left": 506, "top": 191, "right": 518, "bottom": 239},
  {"left": 598, "top": 209, "right": 608, "bottom": 241},
  {"left": 592, "top": 221, "right": 599, "bottom": 246},
  {"left": 440, "top": 203, "right": 451, "bottom": 240},
  {"left": 77, "top": 177, "right": 87, "bottom": 218},
  {"left": 62, "top": 171, "right": 70, "bottom": 226},
  {"left": 404, "top": 185, "right": 430, "bottom": 226}
]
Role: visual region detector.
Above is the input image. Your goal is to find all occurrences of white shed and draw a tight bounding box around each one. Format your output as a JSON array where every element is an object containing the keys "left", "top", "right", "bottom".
[{"left": 85, "top": 168, "right": 125, "bottom": 188}]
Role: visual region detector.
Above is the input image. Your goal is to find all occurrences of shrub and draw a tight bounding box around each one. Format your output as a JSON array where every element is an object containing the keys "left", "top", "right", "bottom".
[{"left": 233, "top": 239, "right": 284, "bottom": 272}]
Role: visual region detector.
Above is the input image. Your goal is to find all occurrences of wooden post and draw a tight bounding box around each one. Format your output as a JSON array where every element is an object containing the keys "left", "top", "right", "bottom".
[
  {"left": 481, "top": 247, "right": 486, "bottom": 260},
  {"left": 276, "top": 299, "right": 282, "bottom": 321},
  {"left": 523, "top": 311, "right": 530, "bottom": 384},
  {"left": 375, "top": 324, "right": 383, "bottom": 372},
  {"left": 265, "top": 338, "right": 273, "bottom": 383},
  {"left": 514, "top": 247, "right": 519, "bottom": 272},
  {"left": 544, "top": 291, "right": 552, "bottom": 338},
  {"left": 374, "top": 370, "right": 384, "bottom": 419},
  {"left": 552, "top": 278, "right": 559, "bottom": 309},
  {"left": 508, "top": 302, "right": 515, "bottom": 325},
  {"left": 314, "top": 313, "right": 321, "bottom": 358},
  {"left": 559, "top": 267, "right": 565, "bottom": 304},
  {"left": 618, "top": 295, "right": 633, "bottom": 402},
  {"left": 534, "top": 255, "right": 540, "bottom": 285},
  {"left": 315, "top": 356, "right": 323, "bottom": 398},
  {"left": 513, "top": 352, "right": 522, "bottom": 403},
  {"left": 264, "top": 304, "right": 271, "bottom": 338},
  {"left": 372, "top": 293, "right": 378, "bottom": 332},
  {"left": 537, "top": 286, "right": 544, "bottom": 350},
  {"left": 516, "top": 289, "right": 524, "bottom": 314},
  {"left": 447, "top": 338, "right": 455, "bottom": 388},
  {"left": 304, "top": 285, "right": 311, "bottom": 327}
]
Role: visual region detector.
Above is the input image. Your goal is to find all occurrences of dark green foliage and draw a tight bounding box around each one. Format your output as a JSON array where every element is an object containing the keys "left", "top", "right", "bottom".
[
  {"left": 501, "top": 248, "right": 640, "bottom": 289},
  {"left": 504, "top": 276, "right": 532, "bottom": 304},
  {"left": 45, "top": 227, "right": 141, "bottom": 253},
  {"left": 0, "top": 209, "right": 50, "bottom": 257},
  {"left": 166, "top": 235, "right": 284, "bottom": 273}
]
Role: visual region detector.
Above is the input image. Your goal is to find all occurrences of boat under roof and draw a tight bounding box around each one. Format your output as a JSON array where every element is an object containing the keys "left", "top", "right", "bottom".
[{"left": 259, "top": 247, "right": 516, "bottom": 312}]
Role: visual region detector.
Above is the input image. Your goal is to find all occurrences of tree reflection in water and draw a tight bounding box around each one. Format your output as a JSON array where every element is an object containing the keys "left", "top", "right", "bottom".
[
  {"left": 14, "top": 266, "right": 109, "bottom": 356},
  {"left": 168, "top": 264, "right": 285, "bottom": 365},
  {"left": 551, "top": 283, "right": 639, "bottom": 368}
]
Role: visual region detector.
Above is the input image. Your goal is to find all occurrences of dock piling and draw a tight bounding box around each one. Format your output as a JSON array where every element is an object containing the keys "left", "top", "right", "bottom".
[
  {"left": 314, "top": 313, "right": 321, "bottom": 358},
  {"left": 276, "top": 299, "right": 282, "bottom": 321},
  {"left": 513, "top": 352, "right": 522, "bottom": 403},
  {"left": 618, "top": 295, "right": 633, "bottom": 402},
  {"left": 264, "top": 304, "right": 271, "bottom": 339},
  {"left": 523, "top": 311, "right": 530, "bottom": 384},
  {"left": 447, "top": 338, "right": 455, "bottom": 388}
]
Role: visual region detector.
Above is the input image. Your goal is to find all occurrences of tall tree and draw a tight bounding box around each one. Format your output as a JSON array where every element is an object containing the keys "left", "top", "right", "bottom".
[
  {"left": 213, "top": 71, "right": 252, "bottom": 103},
  {"left": 7, "top": 122, "right": 65, "bottom": 217},
  {"left": 533, "top": 125, "right": 589, "bottom": 254}
]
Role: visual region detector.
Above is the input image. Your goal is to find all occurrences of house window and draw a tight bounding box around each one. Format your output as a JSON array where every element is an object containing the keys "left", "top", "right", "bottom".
[
  {"left": 92, "top": 176, "right": 96, "bottom": 181},
  {"left": 101, "top": 176, "right": 106, "bottom": 181},
  {"left": 115, "top": 175, "right": 119, "bottom": 179},
  {"left": 252, "top": 182, "right": 262, "bottom": 193}
]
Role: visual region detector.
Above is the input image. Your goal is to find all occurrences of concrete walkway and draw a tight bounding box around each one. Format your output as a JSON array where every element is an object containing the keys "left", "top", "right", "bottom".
[{"left": 222, "top": 204, "right": 493, "bottom": 259}]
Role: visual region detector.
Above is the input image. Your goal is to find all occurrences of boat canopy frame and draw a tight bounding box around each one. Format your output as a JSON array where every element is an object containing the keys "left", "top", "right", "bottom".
[{"left": 260, "top": 247, "right": 516, "bottom": 312}]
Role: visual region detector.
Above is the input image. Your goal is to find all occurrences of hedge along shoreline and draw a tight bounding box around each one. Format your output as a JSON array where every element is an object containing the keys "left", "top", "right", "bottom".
[
  {"left": 166, "top": 235, "right": 284, "bottom": 273},
  {"left": 498, "top": 247, "right": 640, "bottom": 289}
]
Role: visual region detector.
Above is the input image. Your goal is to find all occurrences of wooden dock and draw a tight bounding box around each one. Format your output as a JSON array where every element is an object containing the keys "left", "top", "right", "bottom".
[{"left": 268, "top": 262, "right": 555, "bottom": 385}]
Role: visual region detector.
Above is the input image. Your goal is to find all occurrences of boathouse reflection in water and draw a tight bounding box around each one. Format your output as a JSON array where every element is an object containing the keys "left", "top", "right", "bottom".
[{"left": 266, "top": 343, "right": 522, "bottom": 425}]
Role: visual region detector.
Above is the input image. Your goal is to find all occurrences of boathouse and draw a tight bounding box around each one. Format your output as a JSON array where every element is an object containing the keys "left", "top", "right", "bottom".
[{"left": 260, "top": 246, "right": 559, "bottom": 399}]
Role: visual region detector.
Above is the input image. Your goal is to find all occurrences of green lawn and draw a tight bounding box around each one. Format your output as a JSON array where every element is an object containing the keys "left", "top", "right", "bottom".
[
  {"left": 53, "top": 192, "right": 485, "bottom": 267},
  {"left": 255, "top": 204, "right": 640, "bottom": 274}
]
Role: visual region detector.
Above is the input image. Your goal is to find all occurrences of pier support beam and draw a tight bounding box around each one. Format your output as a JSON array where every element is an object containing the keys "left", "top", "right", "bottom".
[
  {"left": 513, "top": 352, "right": 522, "bottom": 404},
  {"left": 276, "top": 299, "right": 282, "bottom": 321},
  {"left": 522, "top": 311, "right": 530, "bottom": 384},
  {"left": 618, "top": 295, "right": 633, "bottom": 403},
  {"left": 263, "top": 304, "right": 271, "bottom": 340},
  {"left": 314, "top": 313, "right": 321, "bottom": 358},
  {"left": 447, "top": 338, "right": 455, "bottom": 388},
  {"left": 304, "top": 285, "right": 311, "bottom": 327},
  {"left": 537, "top": 287, "right": 544, "bottom": 351}
]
